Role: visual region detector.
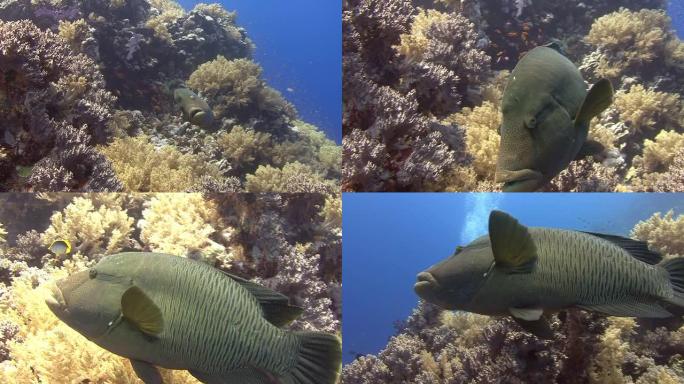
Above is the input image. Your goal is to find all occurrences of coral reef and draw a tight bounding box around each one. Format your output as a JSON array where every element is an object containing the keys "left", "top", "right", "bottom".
[
  {"left": 0, "top": 192, "right": 341, "bottom": 381},
  {"left": 342, "top": 214, "right": 684, "bottom": 383},
  {"left": 0, "top": 0, "right": 340, "bottom": 192},
  {"left": 343, "top": 0, "right": 684, "bottom": 191}
]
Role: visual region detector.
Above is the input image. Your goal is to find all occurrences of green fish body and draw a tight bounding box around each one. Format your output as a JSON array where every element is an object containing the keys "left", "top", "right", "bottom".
[
  {"left": 496, "top": 43, "right": 614, "bottom": 192},
  {"left": 45, "top": 252, "right": 341, "bottom": 384},
  {"left": 174, "top": 88, "right": 214, "bottom": 129},
  {"left": 415, "top": 211, "right": 684, "bottom": 339}
]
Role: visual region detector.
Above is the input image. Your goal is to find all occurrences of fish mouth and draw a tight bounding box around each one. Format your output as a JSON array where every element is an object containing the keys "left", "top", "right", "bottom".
[
  {"left": 495, "top": 169, "right": 544, "bottom": 192},
  {"left": 189, "top": 108, "right": 205, "bottom": 120},
  {"left": 44, "top": 280, "right": 66, "bottom": 312},
  {"left": 414, "top": 272, "right": 440, "bottom": 295}
]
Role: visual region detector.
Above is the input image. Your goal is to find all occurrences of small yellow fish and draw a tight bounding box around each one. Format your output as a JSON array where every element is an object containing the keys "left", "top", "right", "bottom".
[{"left": 49, "top": 239, "right": 72, "bottom": 256}]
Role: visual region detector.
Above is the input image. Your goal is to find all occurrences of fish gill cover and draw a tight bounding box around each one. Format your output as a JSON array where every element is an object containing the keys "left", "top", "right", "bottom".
[
  {"left": 342, "top": 0, "right": 684, "bottom": 192},
  {"left": 0, "top": 192, "right": 341, "bottom": 382},
  {"left": 0, "top": 0, "right": 341, "bottom": 193},
  {"left": 342, "top": 194, "right": 684, "bottom": 383}
]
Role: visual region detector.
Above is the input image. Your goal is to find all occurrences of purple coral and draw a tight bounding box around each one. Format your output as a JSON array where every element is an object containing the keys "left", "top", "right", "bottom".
[{"left": 0, "top": 20, "right": 120, "bottom": 191}]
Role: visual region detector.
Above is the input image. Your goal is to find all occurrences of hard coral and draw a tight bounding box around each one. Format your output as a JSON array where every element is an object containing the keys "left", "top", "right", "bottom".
[{"left": 0, "top": 20, "right": 120, "bottom": 191}]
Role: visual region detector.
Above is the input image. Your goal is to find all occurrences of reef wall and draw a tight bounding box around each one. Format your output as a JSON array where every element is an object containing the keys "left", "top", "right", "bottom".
[
  {"left": 342, "top": 0, "right": 683, "bottom": 192},
  {"left": 0, "top": 0, "right": 341, "bottom": 192}
]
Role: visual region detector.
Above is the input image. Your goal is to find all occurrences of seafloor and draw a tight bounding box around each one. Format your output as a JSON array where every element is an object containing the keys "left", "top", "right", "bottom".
[
  {"left": 342, "top": 209, "right": 684, "bottom": 383},
  {"left": 343, "top": 0, "right": 684, "bottom": 192},
  {"left": 0, "top": 192, "right": 342, "bottom": 382},
  {"left": 0, "top": 0, "right": 341, "bottom": 193}
]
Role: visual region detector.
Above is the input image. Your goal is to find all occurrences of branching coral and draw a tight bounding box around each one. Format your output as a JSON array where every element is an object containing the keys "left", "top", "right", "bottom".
[
  {"left": 584, "top": 8, "right": 683, "bottom": 80},
  {"left": 245, "top": 162, "right": 336, "bottom": 194},
  {"left": 99, "top": 135, "right": 223, "bottom": 192},
  {"left": 138, "top": 193, "right": 231, "bottom": 265},
  {"left": 41, "top": 197, "right": 135, "bottom": 263},
  {"left": 623, "top": 131, "right": 684, "bottom": 192},
  {"left": 187, "top": 56, "right": 296, "bottom": 135},
  {"left": 0, "top": 20, "right": 120, "bottom": 191},
  {"left": 631, "top": 210, "right": 684, "bottom": 257},
  {"left": 613, "top": 85, "right": 684, "bottom": 136}
]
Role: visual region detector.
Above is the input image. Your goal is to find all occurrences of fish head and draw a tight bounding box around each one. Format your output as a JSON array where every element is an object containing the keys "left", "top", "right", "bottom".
[
  {"left": 175, "top": 88, "right": 214, "bottom": 128},
  {"left": 496, "top": 92, "right": 577, "bottom": 192},
  {"left": 45, "top": 263, "right": 132, "bottom": 340},
  {"left": 188, "top": 105, "right": 214, "bottom": 128},
  {"left": 414, "top": 236, "right": 494, "bottom": 310}
]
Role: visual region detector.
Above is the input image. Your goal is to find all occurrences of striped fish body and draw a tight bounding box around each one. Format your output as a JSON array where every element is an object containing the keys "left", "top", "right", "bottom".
[
  {"left": 98, "top": 253, "right": 298, "bottom": 376},
  {"left": 471, "top": 228, "right": 672, "bottom": 315},
  {"left": 415, "top": 210, "right": 684, "bottom": 339}
]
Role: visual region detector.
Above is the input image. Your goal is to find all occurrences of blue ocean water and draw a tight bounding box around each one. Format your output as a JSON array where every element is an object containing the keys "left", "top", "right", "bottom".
[
  {"left": 179, "top": 1, "right": 342, "bottom": 143},
  {"left": 342, "top": 193, "right": 684, "bottom": 364},
  {"left": 671, "top": 0, "right": 684, "bottom": 38}
]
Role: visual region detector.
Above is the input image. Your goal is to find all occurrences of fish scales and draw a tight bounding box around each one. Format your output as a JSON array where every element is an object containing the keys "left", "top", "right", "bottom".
[
  {"left": 524, "top": 229, "right": 667, "bottom": 306},
  {"left": 127, "top": 254, "right": 299, "bottom": 375}
]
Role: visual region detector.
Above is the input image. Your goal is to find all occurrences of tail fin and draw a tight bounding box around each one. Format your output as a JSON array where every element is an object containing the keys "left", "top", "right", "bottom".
[
  {"left": 281, "top": 332, "right": 342, "bottom": 384},
  {"left": 663, "top": 257, "right": 684, "bottom": 312}
]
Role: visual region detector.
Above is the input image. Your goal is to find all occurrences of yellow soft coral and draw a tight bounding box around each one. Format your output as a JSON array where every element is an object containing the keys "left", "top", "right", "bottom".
[
  {"left": 623, "top": 131, "right": 684, "bottom": 191},
  {"left": 57, "top": 19, "right": 92, "bottom": 54},
  {"left": 41, "top": 196, "right": 134, "bottom": 260},
  {"left": 99, "top": 135, "right": 221, "bottom": 192},
  {"left": 0, "top": 273, "right": 199, "bottom": 384},
  {"left": 585, "top": 8, "right": 683, "bottom": 77},
  {"left": 589, "top": 317, "right": 636, "bottom": 384},
  {"left": 216, "top": 125, "right": 272, "bottom": 173},
  {"left": 271, "top": 121, "right": 342, "bottom": 177},
  {"left": 449, "top": 101, "right": 501, "bottom": 180},
  {"left": 192, "top": 3, "right": 235, "bottom": 21},
  {"left": 245, "top": 162, "right": 333, "bottom": 193},
  {"left": 138, "top": 194, "right": 229, "bottom": 264},
  {"left": 187, "top": 56, "right": 262, "bottom": 110},
  {"left": 146, "top": 0, "right": 185, "bottom": 43},
  {"left": 395, "top": 10, "right": 450, "bottom": 61},
  {"left": 613, "top": 84, "right": 684, "bottom": 135},
  {"left": 631, "top": 210, "right": 684, "bottom": 257}
]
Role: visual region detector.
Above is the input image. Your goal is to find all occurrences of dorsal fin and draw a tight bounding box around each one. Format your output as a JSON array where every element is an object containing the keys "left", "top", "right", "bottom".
[
  {"left": 489, "top": 210, "right": 538, "bottom": 274},
  {"left": 543, "top": 40, "right": 566, "bottom": 56},
  {"left": 582, "top": 232, "right": 662, "bottom": 265},
  {"left": 222, "top": 271, "right": 303, "bottom": 327}
]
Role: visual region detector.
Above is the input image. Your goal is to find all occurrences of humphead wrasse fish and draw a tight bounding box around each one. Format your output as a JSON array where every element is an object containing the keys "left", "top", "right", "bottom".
[
  {"left": 45, "top": 252, "right": 341, "bottom": 384},
  {"left": 495, "top": 43, "right": 614, "bottom": 192},
  {"left": 174, "top": 87, "right": 214, "bottom": 129},
  {"left": 415, "top": 210, "right": 684, "bottom": 339}
]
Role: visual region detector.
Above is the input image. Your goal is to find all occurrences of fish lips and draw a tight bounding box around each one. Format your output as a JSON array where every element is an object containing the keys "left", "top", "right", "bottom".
[
  {"left": 44, "top": 280, "right": 68, "bottom": 314},
  {"left": 414, "top": 272, "right": 441, "bottom": 300},
  {"left": 495, "top": 169, "right": 544, "bottom": 192}
]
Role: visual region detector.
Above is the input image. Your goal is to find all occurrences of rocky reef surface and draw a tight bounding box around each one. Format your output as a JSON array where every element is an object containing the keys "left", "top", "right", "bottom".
[
  {"left": 0, "top": 0, "right": 340, "bottom": 192},
  {"left": 0, "top": 192, "right": 341, "bottom": 382},
  {"left": 342, "top": 210, "right": 684, "bottom": 383},
  {"left": 343, "top": 0, "right": 683, "bottom": 191}
]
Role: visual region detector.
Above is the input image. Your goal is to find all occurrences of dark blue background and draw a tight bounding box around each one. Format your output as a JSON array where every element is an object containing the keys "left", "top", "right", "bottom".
[
  {"left": 671, "top": 0, "right": 684, "bottom": 38},
  {"left": 343, "top": 193, "right": 684, "bottom": 363},
  {"left": 179, "top": 1, "right": 341, "bottom": 143}
]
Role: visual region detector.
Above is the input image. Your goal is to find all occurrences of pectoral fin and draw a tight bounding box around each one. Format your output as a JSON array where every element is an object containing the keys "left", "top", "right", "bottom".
[
  {"left": 489, "top": 210, "right": 538, "bottom": 274},
  {"left": 121, "top": 286, "right": 164, "bottom": 336},
  {"left": 575, "top": 78, "right": 613, "bottom": 125},
  {"left": 130, "top": 360, "right": 162, "bottom": 384},
  {"left": 574, "top": 140, "right": 605, "bottom": 160}
]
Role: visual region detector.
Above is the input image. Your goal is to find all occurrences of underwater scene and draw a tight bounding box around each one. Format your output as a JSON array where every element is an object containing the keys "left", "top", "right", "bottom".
[
  {"left": 343, "top": 0, "right": 684, "bottom": 192},
  {"left": 343, "top": 193, "right": 684, "bottom": 382},
  {"left": 0, "top": 0, "right": 341, "bottom": 193},
  {"left": 0, "top": 192, "right": 342, "bottom": 383}
]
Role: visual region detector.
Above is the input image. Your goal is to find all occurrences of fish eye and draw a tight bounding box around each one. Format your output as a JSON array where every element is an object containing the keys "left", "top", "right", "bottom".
[{"left": 89, "top": 269, "right": 97, "bottom": 279}]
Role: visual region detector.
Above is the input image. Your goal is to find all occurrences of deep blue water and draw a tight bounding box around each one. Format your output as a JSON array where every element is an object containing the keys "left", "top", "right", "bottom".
[
  {"left": 671, "top": 0, "right": 684, "bottom": 38},
  {"left": 342, "top": 193, "right": 684, "bottom": 364},
  {"left": 179, "top": 1, "right": 341, "bottom": 143}
]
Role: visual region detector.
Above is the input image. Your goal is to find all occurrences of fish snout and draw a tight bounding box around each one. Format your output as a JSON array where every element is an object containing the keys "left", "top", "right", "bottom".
[
  {"left": 414, "top": 272, "right": 440, "bottom": 298},
  {"left": 495, "top": 168, "right": 544, "bottom": 192},
  {"left": 44, "top": 280, "right": 67, "bottom": 313},
  {"left": 189, "top": 107, "right": 205, "bottom": 121}
]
